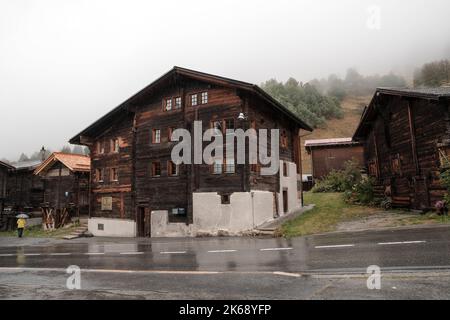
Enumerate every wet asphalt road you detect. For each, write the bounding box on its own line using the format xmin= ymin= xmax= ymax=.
xmin=1 ymin=225 xmax=449 ymax=273
xmin=1 ymin=225 xmax=449 ymax=299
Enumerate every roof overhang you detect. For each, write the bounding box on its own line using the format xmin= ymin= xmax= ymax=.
xmin=353 ymin=87 xmax=450 ymax=141
xmin=70 ymin=66 xmax=312 ymax=145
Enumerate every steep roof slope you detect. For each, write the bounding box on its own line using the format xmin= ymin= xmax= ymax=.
xmin=70 ymin=66 xmax=312 ymax=144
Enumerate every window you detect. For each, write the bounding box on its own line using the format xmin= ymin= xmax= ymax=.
xmin=281 ymin=130 xmax=288 ymax=148
xmin=98 ymin=141 xmax=105 ymax=154
xmin=175 ymin=97 xmax=181 ymax=109
xmin=152 ymin=162 xmax=161 ymax=177
xmin=391 ymin=155 xmax=402 ymax=176
xmin=283 ymin=162 xmax=288 ymax=177
xmin=225 ymin=158 xmax=235 ymax=173
xmin=368 ymin=161 xmax=378 ymax=178
xmin=96 ymin=168 xmax=104 ymax=182
xmin=168 ymin=127 xmax=178 ymax=142
xmin=165 ymin=98 xmax=172 ymax=111
xmin=221 ymin=194 xmax=231 ymax=204
xmin=191 ymin=94 xmax=198 ymax=106
xmin=251 ymin=163 xmax=260 ymax=173
xmin=111 ymin=138 xmax=119 ymax=153
xmin=168 ymin=160 xmax=179 ymax=176
xmin=212 ymin=160 xmax=223 ymax=174
xmin=225 ymin=119 xmax=235 ymax=131
xmin=201 ymin=92 xmax=208 ymax=104
xmin=111 ymin=168 xmax=119 ymax=181
xmin=152 ymin=129 xmax=161 ymax=144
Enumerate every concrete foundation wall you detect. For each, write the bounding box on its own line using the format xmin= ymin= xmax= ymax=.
xmin=151 ymin=210 xmax=193 ymax=237
xmin=151 ymin=190 xmax=275 ymax=237
xmin=88 ymin=217 xmax=136 ymax=237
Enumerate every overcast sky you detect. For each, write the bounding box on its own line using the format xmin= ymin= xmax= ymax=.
xmin=1 ymin=0 xmax=449 ymax=161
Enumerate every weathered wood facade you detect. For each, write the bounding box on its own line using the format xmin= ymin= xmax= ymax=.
xmin=70 ymin=67 xmax=312 ymax=237
xmin=34 ymin=153 xmax=91 ymax=218
xmin=353 ymin=88 xmax=450 ymax=210
xmin=0 ymin=161 xmax=14 ymax=214
xmin=305 ymin=138 xmax=364 ymax=181
xmin=5 ymin=160 xmax=44 ymax=212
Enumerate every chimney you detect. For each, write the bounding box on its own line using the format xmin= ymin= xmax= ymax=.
xmin=40 ymin=146 xmax=46 ymax=162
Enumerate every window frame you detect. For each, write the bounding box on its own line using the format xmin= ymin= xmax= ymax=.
xmin=111 ymin=138 xmax=119 ymax=153
xmin=165 ymin=98 xmax=173 ymax=111
xmin=212 ymin=160 xmax=223 ymax=175
xmin=281 ymin=130 xmax=288 ymax=148
xmin=110 ymin=167 xmax=119 ymax=182
xmin=151 ymin=161 xmax=161 ymax=177
xmin=175 ymin=97 xmax=182 ymax=109
xmin=98 ymin=141 xmax=105 ymax=154
xmin=201 ymin=91 xmax=208 ymax=104
xmin=152 ymin=129 xmax=161 ymax=144
xmin=167 ymin=160 xmax=179 ymax=176
xmin=96 ymin=168 xmax=104 ymax=183
xmin=224 ymin=158 xmax=235 ymax=174
xmin=191 ymin=94 xmax=198 ymax=106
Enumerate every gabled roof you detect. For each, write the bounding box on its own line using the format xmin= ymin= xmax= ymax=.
xmin=0 ymin=160 xmax=14 ymax=170
xmin=34 ymin=153 xmax=90 ymax=176
xmin=69 ymin=66 xmax=312 ymax=144
xmin=353 ymin=87 xmax=450 ymax=140
xmin=305 ymin=137 xmax=360 ymax=150
xmin=12 ymin=159 xmax=43 ymax=171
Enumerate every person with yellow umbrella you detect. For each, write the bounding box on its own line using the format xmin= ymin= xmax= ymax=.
xmin=16 ymin=213 xmax=29 ymax=238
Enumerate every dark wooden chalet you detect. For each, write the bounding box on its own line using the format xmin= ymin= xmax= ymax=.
xmin=0 ymin=161 xmax=14 ymax=215
xmin=353 ymin=87 xmax=450 ymax=210
xmin=305 ymin=138 xmax=364 ymax=181
xmin=6 ymin=159 xmax=44 ymax=213
xmin=70 ymin=66 xmax=312 ymax=237
xmin=34 ymin=153 xmax=90 ymax=222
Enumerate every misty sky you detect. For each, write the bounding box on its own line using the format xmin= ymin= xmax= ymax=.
xmin=1 ymin=0 xmax=449 ymax=161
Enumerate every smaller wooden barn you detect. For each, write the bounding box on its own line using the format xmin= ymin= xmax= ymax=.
xmin=34 ymin=153 xmax=90 ymax=227
xmin=0 ymin=161 xmax=14 ymax=215
xmin=6 ymin=159 xmax=45 ymax=213
xmin=305 ymin=138 xmax=364 ymax=181
xmin=353 ymin=87 xmax=450 ymax=210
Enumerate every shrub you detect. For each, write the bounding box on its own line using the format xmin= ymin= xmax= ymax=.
xmin=311 ymin=159 xmax=375 ymax=205
xmin=343 ymin=176 xmax=376 ymax=205
xmin=440 ymin=165 xmax=450 ymax=204
xmin=311 ymin=159 xmax=362 ymax=193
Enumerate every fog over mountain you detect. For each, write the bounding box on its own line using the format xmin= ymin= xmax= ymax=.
xmin=0 ymin=0 xmax=449 ymax=160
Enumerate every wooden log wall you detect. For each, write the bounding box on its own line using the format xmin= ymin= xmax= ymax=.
xmin=89 ymin=76 xmax=301 ymax=224
xmin=363 ymin=95 xmax=448 ymax=209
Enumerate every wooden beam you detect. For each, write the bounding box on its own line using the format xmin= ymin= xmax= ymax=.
xmin=407 ymin=100 xmax=420 ymax=174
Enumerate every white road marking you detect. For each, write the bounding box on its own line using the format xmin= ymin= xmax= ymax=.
xmin=84 ymin=252 xmax=105 ymax=255
xmin=0 ymin=267 xmax=222 ymax=275
xmin=378 ymin=241 xmax=426 ymax=245
xmin=207 ymin=249 xmax=237 ymax=253
xmin=0 ymin=254 xmax=14 ymax=257
xmin=119 ymin=252 xmax=144 ymax=255
xmin=273 ymin=271 xmax=301 ymax=278
xmin=315 ymin=244 xmax=355 ymax=249
xmin=23 ymin=253 xmax=41 ymax=256
xmin=160 ymin=251 xmax=187 ymax=254
xmin=260 ymin=247 xmax=293 ymax=251
xmin=49 ymin=253 xmax=72 ymax=256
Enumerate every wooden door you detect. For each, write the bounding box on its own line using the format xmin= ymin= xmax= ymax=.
xmin=144 ymin=208 xmax=151 ymax=237
xmin=413 ymin=177 xmax=430 ymax=210
xmin=283 ymin=189 xmax=288 ymax=214
xmin=136 ymin=207 xmax=145 ymax=237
